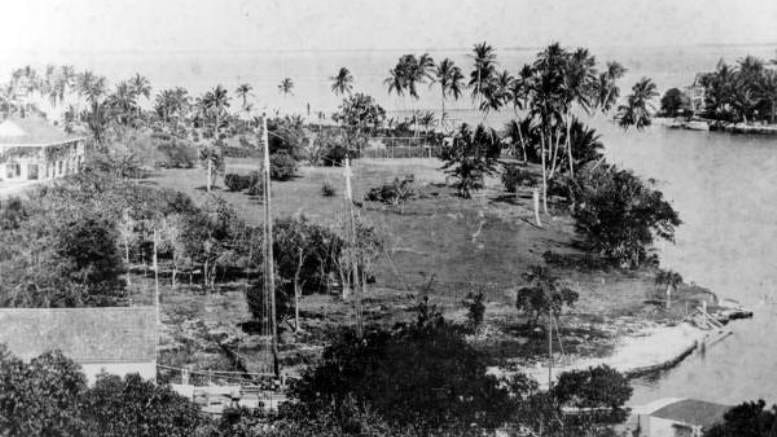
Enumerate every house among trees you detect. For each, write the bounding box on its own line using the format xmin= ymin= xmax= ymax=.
xmin=0 ymin=306 xmax=157 ymax=384
xmin=0 ymin=117 xmax=85 ymax=182
xmin=637 ymin=398 xmax=731 ymax=437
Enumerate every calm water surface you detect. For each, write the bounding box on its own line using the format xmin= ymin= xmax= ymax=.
xmin=600 ymin=122 xmax=777 ymax=406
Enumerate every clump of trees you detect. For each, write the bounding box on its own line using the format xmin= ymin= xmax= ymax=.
xmin=705 ymin=399 xmax=777 ymax=437
xmin=566 ymin=163 xmax=681 ymax=268
xmin=660 ymin=87 xmax=692 ymax=117
xmin=697 ymin=55 xmax=777 ymax=124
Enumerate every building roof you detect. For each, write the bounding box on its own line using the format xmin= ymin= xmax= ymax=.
xmin=651 ymin=399 xmax=731 ymax=429
xmin=0 ymin=306 xmax=156 ymax=364
xmin=0 ymin=117 xmax=83 ymax=146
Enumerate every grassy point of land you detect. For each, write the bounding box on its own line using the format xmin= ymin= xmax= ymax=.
xmin=140 ymin=157 xmax=712 ymax=378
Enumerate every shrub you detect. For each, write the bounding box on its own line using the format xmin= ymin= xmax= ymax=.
xmin=224 ymin=173 xmax=253 ymax=192
xmin=501 ymin=164 xmax=530 ymax=193
xmin=222 ymin=145 xmax=260 ymax=158
xmin=364 ymin=175 xmax=415 ymax=206
xmin=321 ymin=182 xmax=336 ymax=197
xmin=157 ymin=140 xmax=198 ymax=168
xmin=462 ymin=290 xmax=486 ymax=330
xmin=270 ymin=152 xmax=298 ymax=181
xmin=516 ymin=265 xmax=578 ymax=328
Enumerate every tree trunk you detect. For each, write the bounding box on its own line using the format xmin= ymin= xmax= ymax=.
xmin=125 ymin=237 xmax=131 ymax=286
xmin=566 ymin=116 xmax=574 ymax=178
xmin=540 ymin=131 xmax=549 ymax=214
xmin=206 ymin=158 xmax=212 ymax=192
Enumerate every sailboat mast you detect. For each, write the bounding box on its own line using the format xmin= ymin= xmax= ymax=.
xmin=262 ymin=115 xmax=280 ymax=378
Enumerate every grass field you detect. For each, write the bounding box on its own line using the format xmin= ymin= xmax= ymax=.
xmin=138 ymin=157 xmax=711 ymax=377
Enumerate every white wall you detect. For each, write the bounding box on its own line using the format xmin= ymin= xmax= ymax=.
xmin=80 ymin=361 xmax=157 ymax=385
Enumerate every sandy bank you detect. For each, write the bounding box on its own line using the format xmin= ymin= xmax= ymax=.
xmin=502 ymin=321 xmax=720 ymax=391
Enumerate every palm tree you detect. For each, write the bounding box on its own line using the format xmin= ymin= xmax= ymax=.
xmin=431 ymin=58 xmax=464 ymax=128
xmin=202 ymin=84 xmax=230 ymax=135
xmin=595 ymin=62 xmax=626 ymax=112
xmin=617 ymin=78 xmax=659 ymax=130
xmin=479 ymin=70 xmax=513 ymax=123
xmin=469 ymin=42 xmax=498 ymax=109
xmin=278 ymin=78 xmax=294 ymax=97
xmin=76 ymin=71 xmax=106 ymax=104
xmin=560 ymin=48 xmax=597 ymax=177
xmin=508 ymin=65 xmax=534 ymax=162
xmin=129 ymin=73 xmax=151 ymax=100
xmin=330 ymin=67 xmax=354 ymax=96
xmin=758 ymin=70 xmax=777 ymax=123
xmin=107 ymin=81 xmax=138 ymax=126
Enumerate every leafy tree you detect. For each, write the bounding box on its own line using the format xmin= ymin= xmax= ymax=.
xmin=440 ymin=123 xmax=501 ymax=198
xmin=270 ymin=152 xmax=298 ymax=181
xmin=0 ymin=347 xmax=87 ymax=436
xmin=82 ymin=373 xmax=206 ymax=436
xmin=55 ymin=213 xmax=125 ymax=302
xmin=569 ymin=163 xmax=681 ymax=267
xmin=247 ymin=216 xmax=345 ymax=329
xmin=660 ymin=87 xmax=690 ymax=117
xmin=705 ymin=400 xmax=777 ymax=437
xmin=516 ymin=265 xmax=578 ymax=328
xmin=461 ymin=290 xmax=486 ymax=330
xmin=552 ymin=365 xmax=633 ymax=425
xmin=332 ymin=92 xmax=386 ymax=153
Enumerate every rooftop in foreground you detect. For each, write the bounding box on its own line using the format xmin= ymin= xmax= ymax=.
xmin=0 ymin=117 xmax=84 ymax=146
xmin=0 ymin=306 xmax=156 ymax=363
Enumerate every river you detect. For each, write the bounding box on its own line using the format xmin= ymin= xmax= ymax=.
xmin=599 ymin=121 xmax=777 ymax=406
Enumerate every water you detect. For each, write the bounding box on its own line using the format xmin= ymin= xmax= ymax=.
xmin=8 ymin=43 xmax=777 ymax=405
xmin=600 ymin=121 xmax=777 ymax=406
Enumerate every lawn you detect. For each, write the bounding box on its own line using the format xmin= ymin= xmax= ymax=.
xmin=138 ymin=157 xmax=710 ymax=377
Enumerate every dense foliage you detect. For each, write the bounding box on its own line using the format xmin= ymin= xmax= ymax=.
xmin=567 ymin=163 xmax=681 ymax=267
xmin=705 ymin=400 xmax=777 ymax=437
xmin=364 ymin=174 xmax=416 ymax=207
xmin=0 ymin=346 xmax=205 ymax=436
xmin=660 ymin=87 xmax=691 ymax=117
xmin=698 ymin=55 xmax=777 ymax=124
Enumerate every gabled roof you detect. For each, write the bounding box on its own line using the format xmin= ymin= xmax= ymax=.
xmin=0 ymin=117 xmax=83 ymax=146
xmin=0 ymin=306 xmax=156 ymax=363
xmin=651 ymin=399 xmax=731 ymax=429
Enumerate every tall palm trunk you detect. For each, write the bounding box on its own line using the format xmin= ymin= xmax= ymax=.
xmin=540 ymin=130 xmax=549 ymax=214
xmin=566 ymin=116 xmax=574 ymax=178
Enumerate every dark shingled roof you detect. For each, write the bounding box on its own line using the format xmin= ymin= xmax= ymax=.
xmin=651 ymin=399 xmax=731 ymax=429
xmin=0 ymin=117 xmax=83 ymax=146
xmin=0 ymin=307 xmax=156 ymax=363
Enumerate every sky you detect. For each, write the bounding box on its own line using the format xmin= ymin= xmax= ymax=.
xmin=1 ymin=0 xmax=776 ymax=56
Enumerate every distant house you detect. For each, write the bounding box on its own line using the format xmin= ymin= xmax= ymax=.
xmin=0 ymin=306 xmax=157 ymax=384
xmin=637 ymin=398 xmax=731 ymax=437
xmin=0 ymin=117 xmax=86 ymax=182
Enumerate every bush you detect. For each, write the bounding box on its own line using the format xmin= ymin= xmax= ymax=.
xmin=157 ymin=140 xmax=198 ymax=168
xmin=321 ymin=182 xmax=336 ymax=197
xmin=246 ymin=172 xmax=264 ymax=196
xmin=223 ymin=145 xmax=260 ymax=158
xmin=364 ymin=175 xmax=415 ymax=206
xmin=462 ymin=290 xmax=485 ymax=330
xmin=224 ymin=173 xmax=254 ymax=192
xmin=501 ymin=164 xmax=531 ymax=193
xmin=270 ymin=153 xmax=298 ymax=181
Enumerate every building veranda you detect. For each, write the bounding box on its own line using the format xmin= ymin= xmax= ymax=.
xmin=0 ymin=117 xmax=85 ymax=182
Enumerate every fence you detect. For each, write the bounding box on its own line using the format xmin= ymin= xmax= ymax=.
xmin=362 ymin=136 xmax=446 ymax=159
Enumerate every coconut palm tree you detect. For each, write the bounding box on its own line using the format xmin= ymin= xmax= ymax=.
xmin=478 ymin=70 xmax=513 ymax=123
xmin=560 ymin=48 xmax=598 ymax=177
xmin=508 ymin=65 xmax=534 ymax=162
xmin=330 ymin=67 xmax=354 ymax=96
xmin=77 ymin=70 xmax=106 ymax=104
xmin=617 ymin=77 xmax=659 ymax=130
xmin=431 ymin=58 xmax=464 ymax=128
xmin=595 ymin=61 xmax=626 ymax=113
xmin=202 ymin=84 xmax=230 ymax=135
xmin=278 ymin=78 xmax=294 ymax=97
xmin=469 ymin=42 xmax=498 ymax=109
xmin=107 ymin=81 xmax=138 ymax=126
xmin=235 ymin=83 xmax=254 ymax=114
xmin=129 ymin=73 xmax=151 ymax=100
xmin=758 ymin=69 xmax=777 ymax=123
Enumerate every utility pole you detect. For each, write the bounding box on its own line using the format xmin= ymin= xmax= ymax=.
xmin=153 ymin=226 xmax=160 ymax=384
xmin=261 ymin=115 xmax=280 ymax=378
xmin=548 ymin=310 xmax=553 ymax=390
xmin=344 ymin=157 xmax=363 ymax=339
